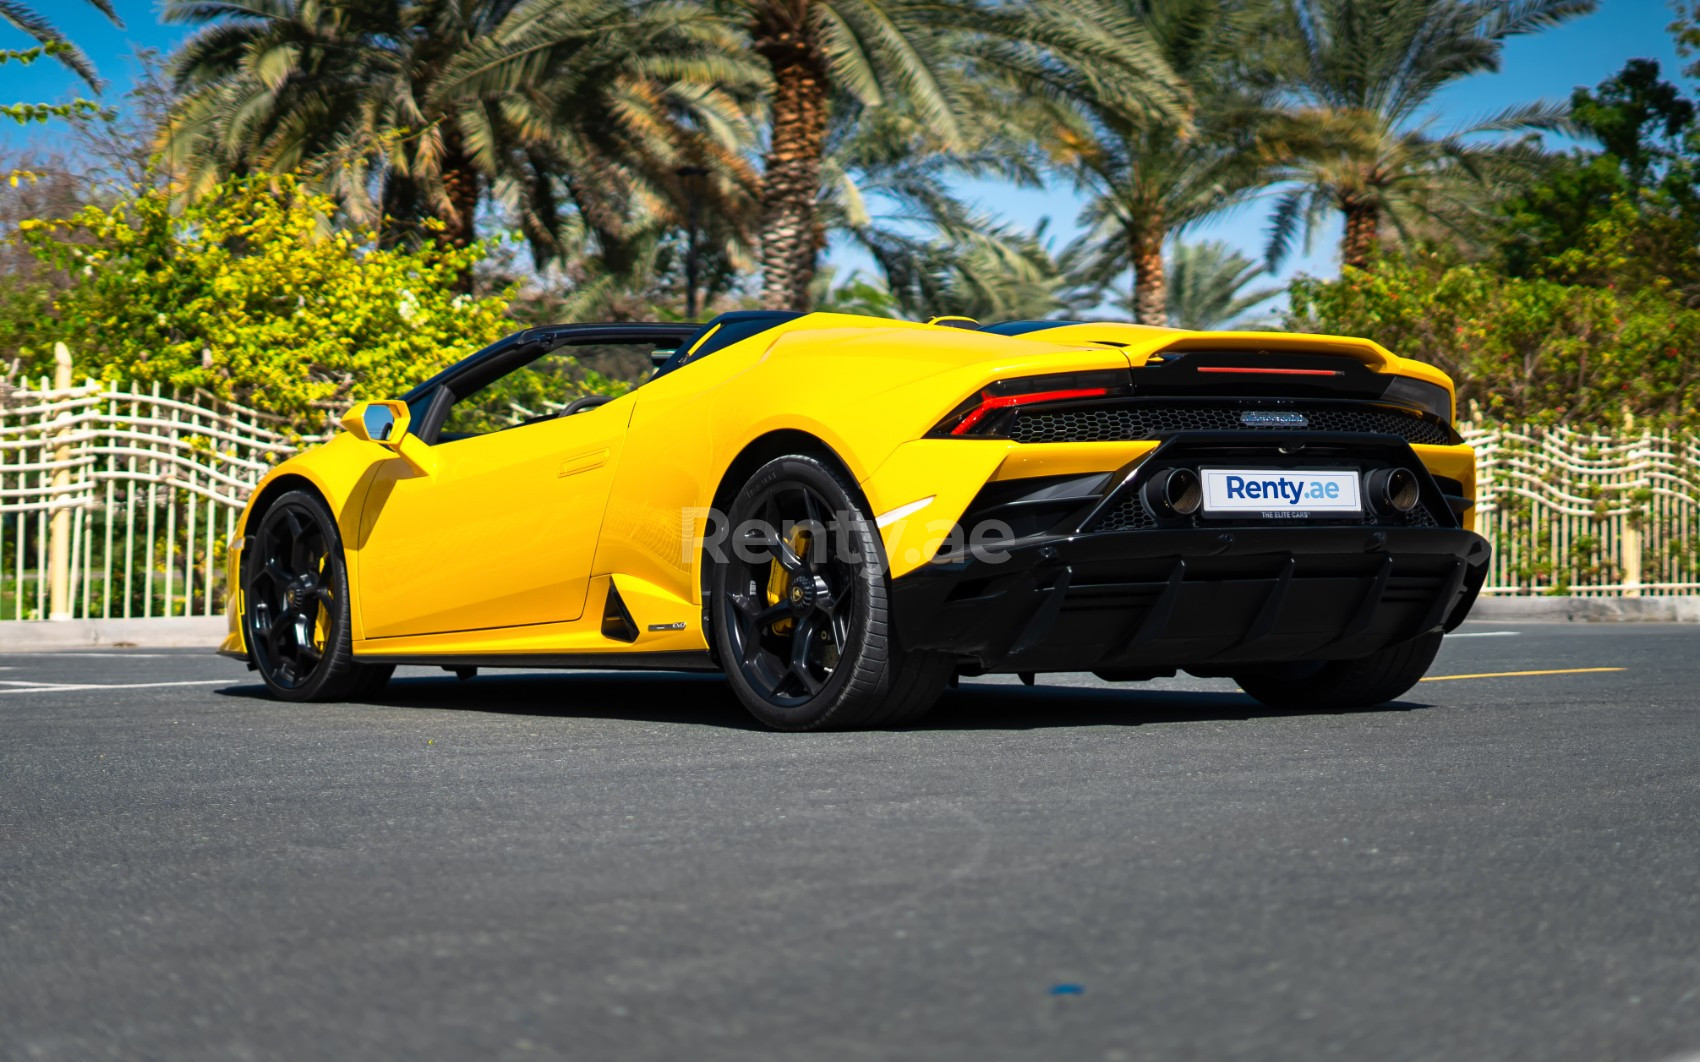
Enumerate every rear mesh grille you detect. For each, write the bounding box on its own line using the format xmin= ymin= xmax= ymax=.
xmin=1089 ymin=494 xmax=1159 ymax=533
xmin=1009 ymin=402 xmax=1452 ymax=446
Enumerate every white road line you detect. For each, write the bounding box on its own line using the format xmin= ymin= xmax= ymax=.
xmin=0 ymin=652 xmax=199 ymax=659
xmin=1448 ymin=631 xmax=1521 ymax=638
xmin=0 ymin=680 xmax=82 ymax=687
xmin=0 ymin=679 xmax=229 ymax=695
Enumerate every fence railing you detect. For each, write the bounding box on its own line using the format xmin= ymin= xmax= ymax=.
xmin=4 ymin=361 xmax=1699 ymax=622
xmin=1465 ymin=424 xmax=1700 ymax=596
xmin=1 ymin=348 xmax=304 ymax=622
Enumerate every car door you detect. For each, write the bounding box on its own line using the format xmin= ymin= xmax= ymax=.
xmin=354 ymin=335 xmax=678 ymax=639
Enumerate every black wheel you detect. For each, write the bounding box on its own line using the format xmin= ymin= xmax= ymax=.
xmin=1232 ymin=632 xmax=1443 ymax=711
xmin=242 ymin=490 xmax=394 ymax=702
xmin=709 ymin=454 xmax=953 ymax=731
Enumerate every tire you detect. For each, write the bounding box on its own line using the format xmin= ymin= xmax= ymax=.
xmin=1232 ymin=632 xmax=1443 ymax=712
xmin=242 ymin=489 xmax=394 ymax=702
xmin=709 ymin=454 xmax=952 ymax=731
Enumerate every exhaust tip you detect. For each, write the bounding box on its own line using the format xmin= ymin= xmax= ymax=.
xmin=1142 ymin=468 xmax=1202 ymax=518
xmin=1369 ymin=467 xmax=1420 ymax=514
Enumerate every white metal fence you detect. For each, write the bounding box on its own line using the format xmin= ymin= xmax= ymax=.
xmin=1 ymin=351 xmax=304 ymax=622
xmin=1465 ymin=424 xmax=1700 ymax=596
xmin=3 ymin=364 xmax=1698 ymax=622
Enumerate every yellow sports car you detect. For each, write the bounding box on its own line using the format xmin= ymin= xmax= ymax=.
xmin=221 ymin=311 xmax=1490 ymax=729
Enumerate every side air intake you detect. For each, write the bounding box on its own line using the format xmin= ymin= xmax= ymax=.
xmin=601 ymin=582 xmax=639 ymax=643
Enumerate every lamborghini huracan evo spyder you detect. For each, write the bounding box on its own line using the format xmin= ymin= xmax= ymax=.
xmin=220 ymin=311 xmax=1491 ymax=730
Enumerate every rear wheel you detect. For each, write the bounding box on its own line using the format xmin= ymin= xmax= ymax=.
xmin=243 ymin=490 xmax=394 ymax=702
xmin=709 ymin=455 xmax=952 ymax=731
xmin=1232 ymin=632 xmax=1442 ymax=711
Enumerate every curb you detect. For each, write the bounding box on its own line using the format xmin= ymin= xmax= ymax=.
xmin=0 ymin=617 xmax=228 ymax=651
xmin=1470 ymin=595 xmax=1700 ymax=623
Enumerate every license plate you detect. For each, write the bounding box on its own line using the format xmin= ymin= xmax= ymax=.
xmin=1200 ymin=468 xmax=1362 ymax=517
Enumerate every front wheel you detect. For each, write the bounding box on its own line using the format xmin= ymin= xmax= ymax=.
xmin=1232 ymin=632 xmax=1443 ymax=711
xmin=709 ymin=455 xmax=952 ymax=731
xmin=243 ymin=489 xmax=394 ymax=702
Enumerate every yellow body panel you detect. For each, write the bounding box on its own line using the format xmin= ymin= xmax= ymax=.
xmin=356 ymin=393 xmax=634 ymax=637
xmin=223 ymin=312 xmax=1478 ymax=663
xmin=1412 ymin=443 xmax=1478 ymax=533
xmin=990 ymin=441 xmax=1162 ymax=482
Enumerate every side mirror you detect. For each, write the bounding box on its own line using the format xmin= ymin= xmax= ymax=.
xmin=341 ymin=400 xmax=411 ymax=452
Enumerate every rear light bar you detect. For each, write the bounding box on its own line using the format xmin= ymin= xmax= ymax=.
xmin=933 ymin=370 xmax=1129 ymax=437
xmin=1195 ymin=366 xmax=1344 ymax=377
xmin=950 ymin=386 xmax=1109 ymax=435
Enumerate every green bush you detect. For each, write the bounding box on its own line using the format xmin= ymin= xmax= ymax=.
xmin=1287 ymin=223 xmax=1700 ymax=427
xmin=8 ymin=175 xmax=516 ymax=424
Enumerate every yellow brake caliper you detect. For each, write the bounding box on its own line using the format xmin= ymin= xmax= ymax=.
xmin=312 ymin=553 xmax=331 ymax=652
xmin=764 ymin=526 xmax=812 ymax=635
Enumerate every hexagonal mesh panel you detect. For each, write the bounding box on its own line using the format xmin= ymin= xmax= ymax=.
xmin=1087 ymin=494 xmax=1159 ymax=533
xmin=1009 ymin=403 xmax=1452 ymax=446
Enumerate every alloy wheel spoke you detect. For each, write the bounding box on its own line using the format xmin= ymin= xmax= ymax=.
xmin=745 ymin=529 xmax=808 ymax=576
xmin=264 ymin=618 xmax=286 ymax=659
xmin=739 ymin=626 xmax=764 ymax=666
xmin=828 ymin=608 xmax=849 ymax=653
xmin=291 ymin=528 xmax=320 ymax=579
xmin=732 ymin=593 xmax=788 ymax=632
xmin=801 ymin=488 xmax=824 ymax=528
xmin=264 ymin=557 xmax=292 ymax=586
xmin=790 ymin=661 xmax=823 ymax=697
xmin=775 ymin=539 xmax=808 ymax=576
xmin=789 ymin=613 xmax=821 ymax=692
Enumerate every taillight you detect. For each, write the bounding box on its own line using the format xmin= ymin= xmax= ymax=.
xmin=1381 ymin=374 xmax=1454 ymax=423
xmin=932 ymin=370 xmax=1130 ymax=437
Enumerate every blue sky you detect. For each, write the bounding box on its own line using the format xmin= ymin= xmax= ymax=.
xmin=3 ymin=0 xmax=1690 ymax=308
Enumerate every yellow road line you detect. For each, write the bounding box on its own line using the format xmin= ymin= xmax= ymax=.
xmin=1419 ymin=667 xmax=1625 ymax=683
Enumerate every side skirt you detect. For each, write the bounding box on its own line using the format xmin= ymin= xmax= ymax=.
xmin=353 ymin=650 xmax=720 ymax=673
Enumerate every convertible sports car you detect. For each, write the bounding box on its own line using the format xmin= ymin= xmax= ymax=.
xmin=221 ymin=311 xmax=1490 ymax=730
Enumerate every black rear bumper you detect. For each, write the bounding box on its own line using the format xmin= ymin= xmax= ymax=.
xmin=889 ymin=525 xmax=1491 ymax=675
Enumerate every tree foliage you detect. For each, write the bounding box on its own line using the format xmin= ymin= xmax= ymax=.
xmin=1287 ymin=234 xmax=1700 ymax=427
xmin=1166 ymin=239 xmax=1282 ymax=329
xmin=1498 ymin=58 xmax=1700 ymax=303
xmin=1026 ymin=0 xmax=1272 ymax=323
xmin=9 ymin=176 xmax=514 ymax=423
xmin=1259 ymin=0 xmax=1593 ymax=271
xmin=1 ymin=0 xmax=119 ymax=91
xmin=162 ymin=0 xmax=761 ymax=273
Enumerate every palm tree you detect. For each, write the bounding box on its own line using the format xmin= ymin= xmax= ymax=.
xmin=1166 ymin=239 xmax=1282 ymax=328
xmin=1260 ymin=0 xmax=1595 ymax=271
xmin=817 ymin=95 xmax=1076 ymax=317
xmin=715 ymin=0 xmax=974 ymax=311
xmin=1002 ymin=0 xmax=1272 ymax=324
xmin=163 ymin=0 xmax=759 ymax=274
xmin=2 ymin=0 xmax=120 ymax=91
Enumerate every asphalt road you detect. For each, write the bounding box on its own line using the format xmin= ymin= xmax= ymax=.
xmin=2 ymin=623 xmax=1698 ymax=1061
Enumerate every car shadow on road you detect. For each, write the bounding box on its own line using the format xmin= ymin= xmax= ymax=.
xmin=215 ymin=670 xmax=1433 ymax=731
